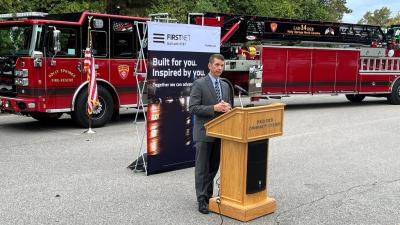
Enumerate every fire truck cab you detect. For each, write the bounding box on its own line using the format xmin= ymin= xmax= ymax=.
xmin=191 ymin=13 xmax=400 ymax=105
xmin=0 ymin=11 xmax=147 ymax=127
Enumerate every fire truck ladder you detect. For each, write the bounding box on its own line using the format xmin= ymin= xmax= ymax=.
xmin=360 ymin=57 xmax=400 ymax=74
xmin=132 ymin=20 xmax=148 ymax=174
xmin=149 ymin=13 xmax=178 ymax=23
xmin=187 ymin=13 xmax=205 ymax=25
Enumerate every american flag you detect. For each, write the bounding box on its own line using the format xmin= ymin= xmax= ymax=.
xmin=84 ymin=48 xmax=99 ymax=115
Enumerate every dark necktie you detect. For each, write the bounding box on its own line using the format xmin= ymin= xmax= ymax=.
xmin=214 ymin=79 xmax=221 ymax=102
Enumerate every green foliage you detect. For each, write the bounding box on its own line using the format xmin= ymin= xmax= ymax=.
xmin=0 ymin=0 xmax=105 ymax=14
xmin=357 ymin=6 xmax=400 ymax=27
xmin=358 ymin=7 xmax=392 ymax=26
xmin=0 ymin=0 xmax=355 ymax=24
xmin=147 ymin=0 xmax=351 ymax=22
xmin=1 ymin=0 xmax=352 ymax=23
xmin=388 ymin=13 xmax=400 ymax=26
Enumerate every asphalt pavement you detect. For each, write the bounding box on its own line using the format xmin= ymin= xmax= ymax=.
xmin=0 ymin=95 xmax=399 ymax=225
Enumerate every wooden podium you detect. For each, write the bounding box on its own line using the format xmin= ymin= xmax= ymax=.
xmin=204 ymin=103 xmax=285 ymax=222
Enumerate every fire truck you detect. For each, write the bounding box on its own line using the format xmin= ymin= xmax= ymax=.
xmin=190 ymin=13 xmax=400 ymax=105
xmin=0 ymin=11 xmax=148 ymax=127
xmin=2 ymin=11 xmax=400 ymax=128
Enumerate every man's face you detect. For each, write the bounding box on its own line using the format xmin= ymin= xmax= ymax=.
xmin=208 ymin=58 xmax=224 ymax=77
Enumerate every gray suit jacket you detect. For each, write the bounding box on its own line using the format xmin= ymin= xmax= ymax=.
xmin=189 ymin=75 xmax=231 ymax=142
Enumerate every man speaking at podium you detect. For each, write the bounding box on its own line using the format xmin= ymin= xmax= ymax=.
xmin=189 ymin=54 xmax=232 ymax=214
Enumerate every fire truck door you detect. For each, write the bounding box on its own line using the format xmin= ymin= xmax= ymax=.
xmin=89 ymin=30 xmax=110 ymax=86
xmin=312 ymin=49 xmax=336 ymax=93
xmin=335 ymin=50 xmax=358 ymax=92
xmin=262 ymin=47 xmax=288 ymax=94
xmin=286 ymin=48 xmax=312 ymax=93
xmin=77 ymin=19 xmax=111 ymax=101
xmin=110 ymin=58 xmax=136 ymax=105
xmin=262 ymin=47 xmax=312 ymax=94
xmin=45 ymin=58 xmax=83 ymax=110
xmin=44 ymin=27 xmax=83 ymax=110
xmin=109 ymin=24 xmax=138 ymax=105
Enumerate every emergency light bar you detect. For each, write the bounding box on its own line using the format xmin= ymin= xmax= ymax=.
xmin=0 ymin=12 xmax=48 ymax=19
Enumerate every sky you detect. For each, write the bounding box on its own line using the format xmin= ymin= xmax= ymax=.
xmin=342 ymin=0 xmax=400 ymax=23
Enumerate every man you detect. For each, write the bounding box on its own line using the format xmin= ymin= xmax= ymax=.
xmin=189 ymin=54 xmax=232 ymax=214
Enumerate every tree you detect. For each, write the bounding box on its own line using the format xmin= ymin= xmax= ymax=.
xmin=106 ymin=0 xmax=155 ymax=16
xmin=322 ymin=0 xmax=352 ymax=21
xmin=146 ymin=0 xmax=226 ymax=22
xmin=358 ymin=7 xmax=392 ymax=26
xmin=254 ymin=0 xmax=352 ymax=22
xmin=388 ymin=13 xmax=400 ymax=26
xmin=0 ymin=0 xmax=105 ymax=14
xmin=146 ymin=0 xmax=351 ymax=22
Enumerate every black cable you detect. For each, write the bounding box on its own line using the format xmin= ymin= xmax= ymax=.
xmin=216 ymin=176 xmax=224 ymax=225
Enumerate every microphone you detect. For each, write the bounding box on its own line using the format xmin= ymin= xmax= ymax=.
xmin=234 ymin=85 xmax=248 ymax=95
xmin=234 ymin=85 xmax=248 ymax=108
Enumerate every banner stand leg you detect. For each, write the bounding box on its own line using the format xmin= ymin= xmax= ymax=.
xmin=128 ymin=21 xmax=148 ymax=175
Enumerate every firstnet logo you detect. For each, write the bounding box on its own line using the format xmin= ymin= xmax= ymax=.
xmin=153 ymin=33 xmax=165 ymax=44
xmin=166 ymin=34 xmax=191 ymax=41
xmin=152 ymin=33 xmax=191 ymax=46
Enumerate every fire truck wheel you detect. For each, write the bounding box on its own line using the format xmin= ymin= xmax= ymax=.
xmin=345 ymin=94 xmax=365 ymax=103
xmin=387 ymin=80 xmax=400 ymax=105
xmin=72 ymin=86 xmax=114 ymax=128
xmin=31 ymin=112 xmax=63 ymax=122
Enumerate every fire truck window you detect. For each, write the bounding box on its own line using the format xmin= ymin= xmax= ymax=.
xmin=60 ymin=29 xmax=77 ymax=56
xmin=34 ymin=26 xmax=43 ymax=52
xmin=47 ymin=28 xmax=77 ymax=57
xmin=113 ymin=32 xmax=134 ymax=58
xmin=91 ymin=31 xmax=107 ymax=57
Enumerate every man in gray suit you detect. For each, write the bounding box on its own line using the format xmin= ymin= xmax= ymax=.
xmin=189 ymin=53 xmax=232 ymax=214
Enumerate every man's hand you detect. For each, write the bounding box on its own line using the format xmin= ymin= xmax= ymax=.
xmin=214 ymin=101 xmax=232 ymax=113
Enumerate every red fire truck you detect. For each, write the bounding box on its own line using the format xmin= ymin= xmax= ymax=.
xmin=2 ymin=11 xmax=400 ymax=128
xmin=190 ymin=13 xmax=400 ymax=105
xmin=0 ymin=11 xmax=148 ymax=127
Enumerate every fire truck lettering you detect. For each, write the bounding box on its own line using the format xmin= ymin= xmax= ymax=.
xmin=51 ymin=78 xmax=73 ymax=83
xmin=48 ymin=70 xmax=59 ymax=78
xmin=60 ymin=78 xmax=73 ymax=82
xmin=60 ymin=69 xmax=76 ymax=78
xmin=48 ymin=69 xmax=75 ymax=79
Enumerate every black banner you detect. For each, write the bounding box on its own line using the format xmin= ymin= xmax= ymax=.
xmin=146 ymin=51 xmax=211 ymax=174
xmin=144 ymin=22 xmax=220 ymax=175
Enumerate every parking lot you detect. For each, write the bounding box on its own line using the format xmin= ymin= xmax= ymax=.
xmin=0 ymin=95 xmax=399 ymax=225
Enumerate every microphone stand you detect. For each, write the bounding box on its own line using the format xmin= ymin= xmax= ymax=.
xmin=234 ymin=84 xmax=247 ymax=108
xmin=238 ymin=90 xmax=243 ymax=108
xmin=220 ymin=78 xmax=234 ymax=106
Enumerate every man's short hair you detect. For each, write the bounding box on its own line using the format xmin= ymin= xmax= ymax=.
xmin=209 ymin=53 xmax=225 ymax=64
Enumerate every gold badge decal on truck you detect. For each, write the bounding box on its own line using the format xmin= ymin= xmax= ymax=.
xmin=118 ymin=65 xmax=129 ymax=80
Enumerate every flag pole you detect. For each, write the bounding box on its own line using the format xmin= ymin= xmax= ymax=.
xmin=85 ymin=16 xmax=95 ymax=134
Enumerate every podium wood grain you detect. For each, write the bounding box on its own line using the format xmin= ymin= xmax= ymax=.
xmin=204 ymin=103 xmax=284 ymax=222
xmin=205 ymin=103 xmax=284 ymax=143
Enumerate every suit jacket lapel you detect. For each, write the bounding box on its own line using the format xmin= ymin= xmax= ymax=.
xmin=221 ymin=82 xmax=229 ymax=103
xmin=206 ymin=76 xmax=218 ymax=102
